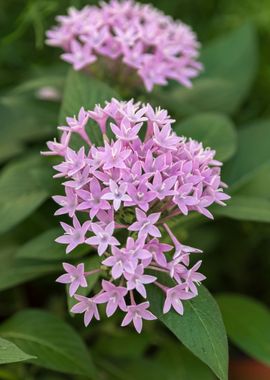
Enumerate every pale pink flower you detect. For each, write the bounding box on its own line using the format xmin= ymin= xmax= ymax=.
xmin=46 ymin=0 xmax=202 ymax=92
xmin=71 ymin=295 xmax=100 ymax=326
xmin=101 ymin=140 xmax=131 ymax=170
xmin=55 ymin=216 xmax=90 ymax=253
xmin=77 ymin=177 xmax=110 ymax=218
xmin=44 ymin=99 xmax=230 ymax=333
xmin=86 ymin=221 xmax=119 ymax=255
xmin=163 ymin=285 xmax=195 ymax=315
xmin=56 ymin=263 xmax=87 ymax=296
xmin=41 ymin=131 xmax=71 ymax=156
xmin=124 ymin=264 xmax=156 ymax=298
xmin=61 ymin=40 xmax=96 ymax=70
xmin=121 ymin=302 xmax=156 ymax=333
xmin=129 ymin=208 xmax=161 ymax=239
xmin=53 ymin=187 xmax=78 ymax=217
xmin=95 ymin=280 xmax=128 ymax=316
xmin=102 ymin=246 xmax=137 ymax=279
xmin=101 ymin=180 xmax=131 ymax=211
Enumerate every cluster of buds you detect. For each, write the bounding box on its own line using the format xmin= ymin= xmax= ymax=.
xmin=42 ymin=99 xmax=229 ymax=333
xmin=46 ymin=0 xmax=202 ymax=91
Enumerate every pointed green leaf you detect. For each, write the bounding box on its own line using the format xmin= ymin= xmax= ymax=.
xmin=16 ymin=227 xmax=90 ymax=261
xmin=0 ymin=337 xmax=36 ymax=365
xmin=0 ymin=244 xmax=60 ymax=292
xmin=216 ymin=294 xmax=270 ymax=366
xmin=201 ymin=23 xmax=258 ymax=95
xmin=0 ymin=309 xmax=96 ymax=377
xmin=214 ymin=195 xmax=270 ymax=222
xmin=157 ymin=23 xmax=258 ymax=116
xmin=223 ymin=120 xmax=270 ymax=190
xmin=175 ymin=113 xmax=237 ymax=161
xmin=0 ymin=155 xmax=54 ymax=235
xmin=148 ymin=285 xmax=228 ymax=380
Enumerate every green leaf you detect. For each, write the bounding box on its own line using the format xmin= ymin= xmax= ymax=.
xmin=16 ymin=227 xmax=90 ymax=261
xmin=0 ymin=337 xmax=35 ymax=364
xmin=0 ymin=155 xmax=53 ymax=234
xmin=237 ymin=165 xmax=270 ymax=199
xmin=132 ymin=344 xmax=216 ymax=380
xmin=0 ymin=244 xmax=60 ymax=292
xmin=222 ymin=120 xmax=270 ymax=190
xmin=0 ymin=309 xmax=96 ymax=377
xmin=174 ymin=113 xmax=237 ymax=161
xmin=156 ymin=23 xmax=257 ymax=116
xmin=155 ymin=78 xmax=238 ymax=117
xmin=148 ymin=285 xmax=228 ymax=380
xmin=200 ymin=23 xmax=258 ymax=99
xmin=59 ymin=69 xmax=119 ymax=146
xmin=216 ymin=294 xmax=270 ymax=366
xmin=214 ymin=195 xmax=270 ymax=222
xmin=0 ymin=95 xmax=59 ymax=162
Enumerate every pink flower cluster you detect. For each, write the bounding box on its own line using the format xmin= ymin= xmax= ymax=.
xmin=46 ymin=0 xmax=202 ymax=91
xmin=42 ymin=99 xmax=229 ymax=333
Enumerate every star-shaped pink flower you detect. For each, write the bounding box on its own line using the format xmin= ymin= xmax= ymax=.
xmin=71 ymin=295 xmax=100 ymax=326
xmin=124 ymin=264 xmax=156 ymax=298
xmin=94 ymin=280 xmax=128 ymax=317
xmin=86 ymin=221 xmax=119 ymax=255
xmin=101 ymin=180 xmax=131 ymax=211
xmin=129 ymin=208 xmax=161 ymax=239
xmin=121 ymin=302 xmax=156 ymax=333
xmin=55 ymin=216 xmax=90 ymax=253
xmin=163 ymin=285 xmax=195 ymax=315
xmin=56 ymin=262 xmax=87 ymax=296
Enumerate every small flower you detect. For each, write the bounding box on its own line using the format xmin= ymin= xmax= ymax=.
xmin=129 ymin=208 xmax=161 ymax=239
xmin=53 ymin=147 xmax=86 ymax=178
xmin=63 ymin=165 xmax=91 ymax=190
xmin=146 ymin=238 xmax=172 ymax=267
xmin=110 ymin=117 xmax=142 ymax=141
xmin=182 ymin=260 xmax=206 ymax=295
xmin=71 ymin=295 xmax=100 ymax=326
xmin=52 ymin=187 xmax=78 ymax=217
xmin=95 ymin=280 xmax=128 ymax=316
xmin=124 ymin=265 xmax=156 ymax=298
xmin=147 ymin=172 xmax=177 ymax=200
xmin=56 ymin=263 xmax=87 ymax=296
xmin=163 ymin=285 xmax=195 ymax=315
xmin=61 ymin=40 xmax=96 ymax=70
xmin=173 ymin=182 xmax=197 ymax=215
xmin=101 ymin=180 xmax=131 ymax=211
xmin=59 ymin=107 xmax=91 ymax=144
xmin=102 ymin=246 xmax=136 ymax=279
xmin=55 ymin=216 xmax=90 ymax=253
xmin=121 ymin=302 xmax=156 ymax=333
xmin=142 ymin=150 xmax=167 ymax=175
xmin=41 ymin=131 xmax=71 ymax=156
xmin=124 ymin=237 xmax=152 ymax=261
xmin=164 ymin=223 xmax=202 ymax=263
xmin=101 ymin=140 xmax=131 ymax=170
xmin=77 ymin=177 xmax=110 ymax=218
xmin=88 ymin=104 xmax=108 ymax=134
xmin=126 ymin=181 xmax=155 ymax=211
xmin=86 ymin=221 xmax=119 ymax=255
xmin=153 ymin=123 xmax=181 ymax=151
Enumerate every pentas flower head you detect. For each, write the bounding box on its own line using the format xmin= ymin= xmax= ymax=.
xmin=46 ymin=0 xmax=202 ymax=92
xmin=43 ymin=99 xmax=230 ymax=333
